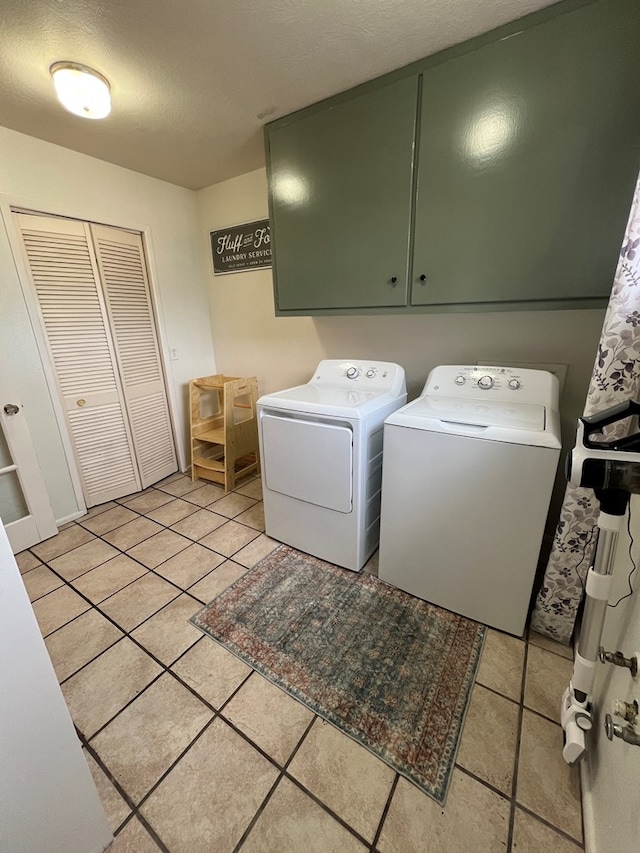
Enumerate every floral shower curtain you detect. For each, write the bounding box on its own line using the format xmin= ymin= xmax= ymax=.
xmin=531 ymin=171 xmax=640 ymax=644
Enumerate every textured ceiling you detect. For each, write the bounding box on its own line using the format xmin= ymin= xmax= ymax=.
xmin=0 ymin=0 xmax=561 ymax=190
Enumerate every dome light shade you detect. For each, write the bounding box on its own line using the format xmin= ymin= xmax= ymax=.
xmin=50 ymin=62 xmax=111 ymax=119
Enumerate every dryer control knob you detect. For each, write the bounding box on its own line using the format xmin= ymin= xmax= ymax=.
xmin=346 ymin=366 xmax=360 ymax=380
xmin=508 ymin=379 xmax=521 ymax=390
xmin=366 ymin=369 xmax=377 ymax=379
xmin=478 ymin=375 xmax=494 ymax=390
xmin=455 ymin=375 xmax=465 ymax=385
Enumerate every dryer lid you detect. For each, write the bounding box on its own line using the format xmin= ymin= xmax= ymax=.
xmin=258 ymin=384 xmax=400 ymax=419
xmin=392 ymin=395 xmax=546 ymax=431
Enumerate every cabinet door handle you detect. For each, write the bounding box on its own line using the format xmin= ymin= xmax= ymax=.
xmin=419 ymin=274 xmax=427 ymax=283
xmin=390 ymin=276 xmax=398 ymax=285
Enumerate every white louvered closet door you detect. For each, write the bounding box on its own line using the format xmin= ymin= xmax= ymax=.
xmin=16 ymin=214 xmax=141 ymax=506
xmin=90 ymin=224 xmax=177 ymax=488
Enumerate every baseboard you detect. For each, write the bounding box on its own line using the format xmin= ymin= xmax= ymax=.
xmin=580 ymin=759 xmax=596 ymax=853
xmin=55 ymin=510 xmax=85 ymax=526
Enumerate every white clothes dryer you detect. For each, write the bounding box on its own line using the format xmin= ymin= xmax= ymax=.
xmin=378 ymin=365 xmax=561 ymax=635
xmin=257 ymin=360 xmax=406 ymax=571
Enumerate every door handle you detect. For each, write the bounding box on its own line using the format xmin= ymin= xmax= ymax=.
xmin=3 ymin=403 xmax=19 ymax=415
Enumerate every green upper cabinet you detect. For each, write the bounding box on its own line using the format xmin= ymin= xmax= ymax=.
xmin=267 ymin=76 xmax=418 ymax=311
xmin=266 ymin=0 xmax=640 ymax=315
xmin=411 ymin=0 xmax=640 ymax=308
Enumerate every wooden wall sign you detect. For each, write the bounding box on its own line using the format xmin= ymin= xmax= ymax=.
xmin=210 ymin=219 xmax=271 ymax=274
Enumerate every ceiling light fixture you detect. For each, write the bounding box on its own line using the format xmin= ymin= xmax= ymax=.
xmin=50 ymin=62 xmax=111 ymax=119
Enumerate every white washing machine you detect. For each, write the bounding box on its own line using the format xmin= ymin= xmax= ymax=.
xmin=257 ymin=360 xmax=406 ymax=571
xmin=378 ymin=365 xmax=561 ymax=635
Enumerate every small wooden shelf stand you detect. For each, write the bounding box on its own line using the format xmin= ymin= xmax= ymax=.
xmin=189 ymin=374 xmax=260 ymax=492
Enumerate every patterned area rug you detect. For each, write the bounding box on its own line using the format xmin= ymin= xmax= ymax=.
xmin=191 ymin=546 xmax=485 ymax=804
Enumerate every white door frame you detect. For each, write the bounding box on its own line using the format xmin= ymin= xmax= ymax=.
xmin=0 ymin=197 xmax=184 ymax=520
xmin=0 ymin=401 xmax=57 ymax=552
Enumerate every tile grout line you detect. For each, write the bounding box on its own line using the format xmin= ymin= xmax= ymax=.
xmin=370 ymin=773 xmax=399 ymax=851
xmin=506 ymin=636 xmax=529 ymax=852
xmin=232 ymin=713 xmax=318 ymax=853
xmin=515 ymin=802 xmax=585 ymax=849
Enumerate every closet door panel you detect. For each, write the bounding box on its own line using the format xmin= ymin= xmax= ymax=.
xmin=15 ymin=214 xmax=141 ymax=506
xmin=91 ymin=225 xmax=177 ymax=488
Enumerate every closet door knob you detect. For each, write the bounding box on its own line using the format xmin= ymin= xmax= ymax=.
xmin=419 ymin=274 xmax=427 ymax=282
xmin=77 ymin=399 xmax=86 ymax=407
xmin=390 ymin=276 xmax=398 ymax=285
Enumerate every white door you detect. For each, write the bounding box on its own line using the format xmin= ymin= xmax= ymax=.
xmin=0 ymin=401 xmax=57 ymax=553
xmin=15 ymin=212 xmax=177 ymax=507
xmin=91 ymin=224 xmax=177 ymax=487
xmin=15 ymin=213 xmax=141 ymax=506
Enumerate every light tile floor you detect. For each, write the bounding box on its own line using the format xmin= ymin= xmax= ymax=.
xmin=17 ymin=472 xmax=584 ymax=852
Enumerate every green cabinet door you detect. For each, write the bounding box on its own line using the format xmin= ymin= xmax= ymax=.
xmin=412 ymin=0 xmax=640 ymax=307
xmin=268 ymin=76 xmax=418 ymax=312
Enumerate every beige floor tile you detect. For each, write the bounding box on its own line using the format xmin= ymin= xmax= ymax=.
xmin=45 ymin=608 xmax=124 ymax=682
xmin=235 ymin=502 xmax=265 ymax=531
xmin=379 ymin=769 xmax=510 ymax=852
xmin=62 ymin=638 xmax=162 ymax=737
xmin=524 ymin=645 xmax=573 ymax=723
xmin=154 ymin=543 xmax=225 ymax=588
xmin=80 ymin=505 xmax=139 ymax=535
xmin=21 ymin=564 xmax=63 ymax=601
xmin=71 ymin=554 xmax=148 ymax=604
xmin=32 ymin=524 xmax=95 ymax=562
xmin=170 ymin=508 xmax=227 ymax=540
xmin=84 ymin=750 xmax=131 ymax=833
xmin=235 ymin=478 xmax=263 ymax=501
xmin=126 ymin=529 xmax=191 ymax=568
xmin=182 ymin=483 xmax=226 ymax=506
xmin=512 ymin=808 xmax=582 ymax=852
xmin=242 ymin=777 xmax=367 ymax=853
xmin=122 ymin=489 xmax=173 ymax=514
xmin=100 ymin=573 xmax=180 ymax=632
xmin=83 ymin=500 xmax=118 ymax=519
xmin=155 ymin=471 xmax=183 ymax=486
xmin=107 ymin=817 xmax=161 ymax=852
xmin=224 ymin=673 xmax=314 ymax=765
xmin=103 ymin=517 xmax=164 ymax=551
xmin=93 ymin=673 xmax=213 ymax=803
xmin=131 ymin=594 xmax=202 ymax=665
xmin=476 ymin=629 xmax=526 ymax=702
xmin=146 ymin=498 xmax=199 ymax=526
xmin=172 ymin=637 xmax=251 ymax=708
xmin=288 ymin=719 xmax=395 ymax=843
xmin=188 ymin=560 xmax=247 ymax=602
xmin=32 ymin=585 xmax=90 ymax=637
xmin=211 ymin=493 xmax=257 ymax=519
xmin=199 ymin=520 xmax=259 ymax=557
xmin=529 ymin=629 xmax=574 ymax=660
xmin=141 ymin=717 xmax=278 ymax=853
xmin=517 ymin=709 xmax=582 ymax=842
xmin=456 ymin=683 xmax=519 ymax=795
xmin=362 ymin=549 xmax=379 ymax=576
xmin=15 ymin=550 xmax=42 ymax=574
xmin=231 ymin=534 xmax=280 ymax=569
xmin=49 ymin=539 xmax=120 ymax=581
xmin=157 ymin=476 xmax=202 ymax=498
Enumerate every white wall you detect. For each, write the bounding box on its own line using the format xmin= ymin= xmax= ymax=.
xmin=0 ymin=125 xmax=217 ymax=522
xmin=0 ymin=521 xmax=112 ymax=853
xmin=582 ymin=496 xmax=640 ymax=853
xmin=197 ymin=167 xmax=606 ymax=521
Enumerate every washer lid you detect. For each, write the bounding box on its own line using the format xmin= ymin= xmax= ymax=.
xmin=389 ymin=395 xmax=546 ymax=431
xmin=258 ymin=383 xmax=401 ymax=419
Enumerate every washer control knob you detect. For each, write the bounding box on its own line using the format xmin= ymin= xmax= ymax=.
xmin=478 ymin=375 xmax=494 ymax=390
xmin=346 ymin=366 xmax=360 ymax=380
xmin=508 ymin=378 xmax=521 ymax=390
xmin=454 ymin=375 xmax=465 ymax=386
xmin=366 ymin=368 xmax=377 ymax=379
